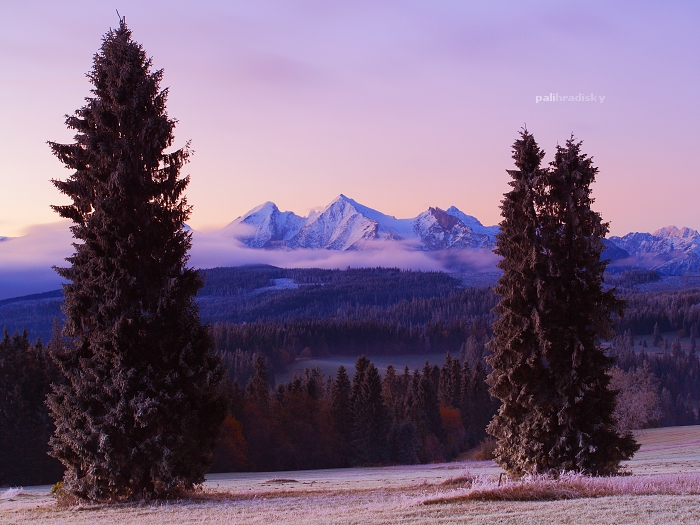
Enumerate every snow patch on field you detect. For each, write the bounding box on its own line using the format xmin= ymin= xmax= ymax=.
xmin=1 ymin=487 xmax=24 ymax=499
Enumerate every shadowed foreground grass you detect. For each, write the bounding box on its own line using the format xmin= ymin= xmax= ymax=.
xmin=1 ymin=426 xmax=699 ymax=525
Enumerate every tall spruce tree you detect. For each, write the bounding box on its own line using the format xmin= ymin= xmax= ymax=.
xmin=47 ymin=19 xmax=226 ymax=501
xmin=331 ymin=366 xmax=353 ymax=465
xmin=536 ymin=137 xmax=637 ymax=474
xmin=351 ymin=361 xmax=389 ymax=465
xmin=487 ymin=129 xmax=555 ymax=474
xmin=488 ymin=130 xmax=637 ymax=476
xmin=419 ymin=362 xmax=445 ymax=443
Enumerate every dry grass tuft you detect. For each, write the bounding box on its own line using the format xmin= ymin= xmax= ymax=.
xmin=262 ymin=478 xmax=299 ymax=484
xmin=439 ymin=472 xmax=477 ymax=488
xmin=471 ymin=437 xmax=498 ymax=460
xmin=424 ymin=472 xmax=700 ymax=504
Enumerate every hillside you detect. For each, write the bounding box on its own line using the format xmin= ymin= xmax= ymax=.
xmin=2 ymin=266 xmax=700 ymax=346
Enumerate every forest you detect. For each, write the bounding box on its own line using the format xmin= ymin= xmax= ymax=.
xmin=2 ymin=266 xmax=700 ymax=484
xmin=210 ymin=353 xmax=496 ymax=473
xmin=2 ymin=266 xmax=699 ymax=346
xmin=3 ymin=324 xmax=697 ymax=484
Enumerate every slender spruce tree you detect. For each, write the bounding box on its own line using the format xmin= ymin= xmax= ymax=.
xmin=351 ymin=361 xmax=389 ymax=465
xmin=487 ymin=129 xmax=555 ymax=474
xmin=47 ymin=18 xmax=226 ymax=501
xmin=331 ymin=366 xmax=353 ymax=465
xmin=536 ymin=136 xmax=638 ymax=474
xmin=418 ymin=362 xmax=445 ymax=443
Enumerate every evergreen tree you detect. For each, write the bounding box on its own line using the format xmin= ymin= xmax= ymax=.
xmin=469 ymin=361 xmax=497 ymax=445
xmin=487 ymin=130 xmax=636 ymax=475
xmin=671 ymin=337 xmax=683 ymax=357
xmin=691 ymin=329 xmax=697 ymax=358
xmin=351 ymin=362 xmax=389 ymax=465
xmin=438 ymin=353 xmax=454 ymax=407
xmin=460 ymin=335 xmax=484 ymax=367
xmin=246 ymin=356 xmax=271 ymax=406
xmin=487 ymin=129 xmax=554 ymax=474
xmin=350 ymin=355 xmax=370 ymax=409
xmin=652 ymin=323 xmax=662 ymax=347
xmin=381 ymin=364 xmax=401 ymax=420
xmin=458 ymin=360 xmax=474 ymax=445
xmin=332 ymin=366 xmax=352 ymax=436
xmin=47 ymin=19 xmax=226 ymax=501
xmin=0 ymin=331 xmax=63 ymax=486
xmin=387 ymin=420 xmax=419 ymax=464
xmin=419 ymin=362 xmax=445 ymax=443
xmin=537 ymin=136 xmax=637 ymax=474
xmin=449 ymin=356 xmax=463 ymax=410
xmin=331 ymin=365 xmax=353 ymax=466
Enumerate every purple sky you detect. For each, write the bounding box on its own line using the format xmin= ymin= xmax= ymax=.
xmin=1 ymin=1 xmax=699 ymax=238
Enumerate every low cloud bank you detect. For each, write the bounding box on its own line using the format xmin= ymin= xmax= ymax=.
xmin=0 ymin=224 xmax=500 ymax=300
xmin=0 ymin=222 xmax=73 ymax=300
xmin=189 ymin=232 xmax=500 ymax=273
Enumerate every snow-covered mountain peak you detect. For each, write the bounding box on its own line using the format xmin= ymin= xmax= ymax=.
xmin=606 ymin=225 xmax=700 ymax=275
xmin=328 ymin=195 xmax=402 ymax=223
xmin=290 ymin=195 xmax=405 ymax=250
xmin=219 ymin=196 xmax=498 ymax=251
xmin=222 ymin=201 xmax=305 ymax=248
xmin=249 ymin=200 xmax=279 ymax=215
xmin=426 ymin=207 xmax=460 ymax=230
xmin=236 ymin=201 xmax=281 ymax=227
xmin=219 ymin=199 xmax=698 ymax=274
xmin=413 ymin=207 xmax=494 ymax=250
xmin=653 ymin=226 xmax=700 ymax=240
xmin=444 ymin=206 xmax=499 ymax=240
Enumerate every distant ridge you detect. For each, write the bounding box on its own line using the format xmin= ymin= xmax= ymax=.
xmin=214 ymin=196 xmax=700 ymax=275
xmin=220 ymin=194 xmax=496 ymax=252
xmin=607 ymin=226 xmax=700 ymax=274
xmin=0 ymin=289 xmax=63 ymax=307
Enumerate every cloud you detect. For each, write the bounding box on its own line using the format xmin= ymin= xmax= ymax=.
xmin=0 ymin=223 xmax=500 ymax=300
xmin=0 ymin=221 xmax=73 ymax=299
xmin=189 ymin=231 xmax=500 ymax=273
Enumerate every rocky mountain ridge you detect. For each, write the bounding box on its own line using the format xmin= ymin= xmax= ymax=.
xmin=216 ymin=195 xmax=700 ymax=275
xmin=220 ymin=194 xmax=497 ymax=251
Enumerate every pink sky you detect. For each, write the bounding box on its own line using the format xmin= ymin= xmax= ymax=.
xmin=1 ymin=1 xmax=699 ymax=238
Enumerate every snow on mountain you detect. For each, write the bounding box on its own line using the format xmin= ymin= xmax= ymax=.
xmin=289 ymin=195 xmax=408 ymax=250
xmin=221 ymin=195 xmax=498 ymax=252
xmin=444 ymin=206 xmax=499 ymax=241
xmin=413 ymin=207 xmax=493 ymax=250
xmin=217 ymin=197 xmax=699 ymax=275
xmin=221 ymin=202 xmax=306 ymax=248
xmin=607 ymin=226 xmax=700 ymax=274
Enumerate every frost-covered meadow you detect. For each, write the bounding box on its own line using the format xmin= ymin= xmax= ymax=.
xmin=2 ymin=426 xmax=700 ymax=525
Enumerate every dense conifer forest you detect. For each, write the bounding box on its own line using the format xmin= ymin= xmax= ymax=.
xmin=3 ymin=266 xmax=699 ymax=346
xmin=210 ymin=353 xmax=497 ymax=473
xmin=2 ymin=265 xmax=700 ymax=483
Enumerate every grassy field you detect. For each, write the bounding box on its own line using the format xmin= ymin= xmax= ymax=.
xmin=2 ymin=426 xmax=700 ymax=525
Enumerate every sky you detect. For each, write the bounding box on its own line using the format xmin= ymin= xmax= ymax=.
xmin=1 ymin=0 xmax=699 ymax=296
xmin=1 ymin=0 xmax=699 ymax=239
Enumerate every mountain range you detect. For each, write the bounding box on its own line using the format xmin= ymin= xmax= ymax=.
xmin=220 ymin=194 xmax=498 ymax=252
xmin=607 ymin=226 xmax=700 ymax=274
xmin=215 ymin=195 xmax=700 ymax=275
